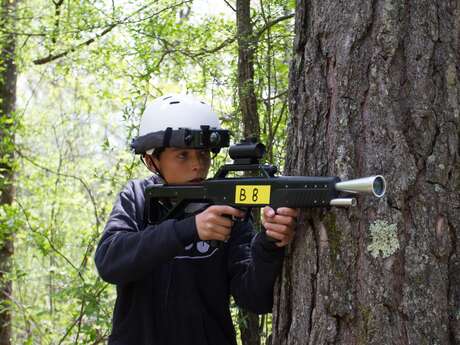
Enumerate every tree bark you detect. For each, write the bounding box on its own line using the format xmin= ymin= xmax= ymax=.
xmin=272 ymin=0 xmax=460 ymax=344
xmin=236 ymin=1 xmax=261 ymax=345
xmin=0 ymin=0 xmax=17 ymax=344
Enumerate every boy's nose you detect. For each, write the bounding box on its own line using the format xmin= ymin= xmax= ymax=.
xmin=191 ymin=161 xmax=200 ymax=171
xmin=190 ymin=153 xmax=203 ymax=171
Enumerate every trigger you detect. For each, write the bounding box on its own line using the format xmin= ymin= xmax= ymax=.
xmin=236 ymin=207 xmax=251 ymax=223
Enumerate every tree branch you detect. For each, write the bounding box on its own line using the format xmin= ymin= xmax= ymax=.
xmin=33 ymin=24 xmax=116 ymax=65
xmin=191 ymin=36 xmax=237 ymax=57
xmin=15 ymin=148 xmax=101 ymax=231
xmin=15 ymin=199 xmax=85 ymax=282
xmin=51 ymin=0 xmax=65 ymax=44
xmin=56 ymin=283 xmax=109 ymax=345
xmin=190 ymin=12 xmax=294 ymax=57
xmin=255 ymin=13 xmax=294 ymax=39
xmin=223 ymin=0 xmax=236 ymax=12
xmin=32 ymin=1 xmax=192 ymax=65
xmin=2 ymin=291 xmax=46 ymax=339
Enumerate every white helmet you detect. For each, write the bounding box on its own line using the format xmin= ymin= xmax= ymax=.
xmin=131 ymin=94 xmax=230 ymax=155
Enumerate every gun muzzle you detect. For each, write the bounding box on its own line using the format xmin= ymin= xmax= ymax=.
xmin=335 ymin=175 xmax=386 ymax=198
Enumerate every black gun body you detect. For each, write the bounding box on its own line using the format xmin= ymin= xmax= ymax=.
xmin=145 ymin=176 xmax=341 ymax=223
xmin=144 ymin=138 xmax=386 ymax=228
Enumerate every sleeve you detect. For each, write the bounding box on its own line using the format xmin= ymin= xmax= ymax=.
xmin=227 ymin=220 xmax=285 ymax=314
xmin=94 ymin=181 xmax=198 ymax=285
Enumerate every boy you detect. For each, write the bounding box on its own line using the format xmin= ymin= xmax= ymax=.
xmin=95 ymin=94 xmax=298 ymax=345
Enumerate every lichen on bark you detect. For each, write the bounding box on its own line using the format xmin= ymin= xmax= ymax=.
xmin=367 ymin=220 xmax=399 ymax=258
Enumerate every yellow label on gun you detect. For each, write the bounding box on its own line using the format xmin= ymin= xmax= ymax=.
xmin=235 ymin=185 xmax=271 ymax=204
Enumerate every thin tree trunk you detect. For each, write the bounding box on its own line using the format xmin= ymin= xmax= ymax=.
xmin=0 ymin=0 xmax=17 ymax=344
xmin=236 ymin=1 xmax=261 ymax=345
xmin=272 ymin=0 xmax=459 ymax=344
xmin=237 ymin=0 xmax=260 ymax=140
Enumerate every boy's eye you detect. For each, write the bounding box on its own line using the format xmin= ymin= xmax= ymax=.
xmin=176 ymin=150 xmax=210 ymax=161
xmin=177 ymin=152 xmax=188 ymax=159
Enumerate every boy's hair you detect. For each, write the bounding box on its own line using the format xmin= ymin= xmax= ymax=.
xmin=152 ymin=148 xmax=165 ymax=159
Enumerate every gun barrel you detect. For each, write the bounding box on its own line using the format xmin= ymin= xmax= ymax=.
xmin=330 ymin=198 xmax=357 ymax=207
xmin=335 ymin=175 xmax=386 ymax=198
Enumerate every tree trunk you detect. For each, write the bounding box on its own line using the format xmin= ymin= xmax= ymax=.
xmin=236 ymin=1 xmax=261 ymax=345
xmin=237 ymin=0 xmax=260 ymax=140
xmin=272 ymin=0 xmax=459 ymax=344
xmin=0 ymin=0 xmax=17 ymax=344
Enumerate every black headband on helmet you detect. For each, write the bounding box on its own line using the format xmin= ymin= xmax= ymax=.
xmin=131 ymin=126 xmax=231 ymax=154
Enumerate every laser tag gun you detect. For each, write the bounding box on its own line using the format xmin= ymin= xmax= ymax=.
xmin=144 ymin=137 xmax=387 ymax=226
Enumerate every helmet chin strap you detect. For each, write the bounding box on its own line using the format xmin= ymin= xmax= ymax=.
xmin=141 ymin=155 xmax=167 ymax=183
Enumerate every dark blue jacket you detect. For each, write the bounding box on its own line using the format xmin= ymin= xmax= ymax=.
xmin=95 ymin=176 xmax=284 ymax=345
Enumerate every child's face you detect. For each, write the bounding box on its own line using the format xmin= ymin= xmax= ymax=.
xmin=151 ymin=148 xmax=211 ymax=184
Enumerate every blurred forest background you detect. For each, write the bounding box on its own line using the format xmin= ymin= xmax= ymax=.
xmin=0 ymin=0 xmax=293 ymax=344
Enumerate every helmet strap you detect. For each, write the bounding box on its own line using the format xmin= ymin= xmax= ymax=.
xmin=142 ymin=154 xmax=167 ymax=183
xmin=162 ymin=127 xmax=173 ymax=147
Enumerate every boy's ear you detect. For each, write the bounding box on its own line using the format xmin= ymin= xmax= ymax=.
xmin=144 ymin=154 xmax=158 ymax=172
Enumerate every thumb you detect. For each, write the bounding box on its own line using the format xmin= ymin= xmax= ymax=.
xmin=263 ymin=206 xmax=276 ymax=218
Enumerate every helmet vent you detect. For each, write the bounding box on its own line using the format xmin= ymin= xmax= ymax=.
xmin=170 ymin=101 xmax=180 ymax=104
xmin=163 ymin=96 xmax=172 ymax=100
xmin=200 ymin=101 xmax=205 ymax=104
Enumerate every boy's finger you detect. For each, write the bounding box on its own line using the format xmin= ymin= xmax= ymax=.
xmin=263 ymin=221 xmax=291 ymax=235
xmin=211 ymin=205 xmax=245 ymax=218
xmin=265 ymin=229 xmax=285 ymax=241
xmin=275 ymin=239 xmax=289 ymax=248
xmin=209 ymin=224 xmax=232 ymax=237
xmin=275 ymin=207 xmax=298 ymax=218
xmin=264 ymin=214 xmax=296 ymax=227
xmin=211 ymin=215 xmax=233 ymax=228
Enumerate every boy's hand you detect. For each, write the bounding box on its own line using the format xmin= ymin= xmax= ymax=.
xmin=262 ymin=207 xmax=298 ymax=247
xmin=195 ymin=206 xmax=245 ymax=242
